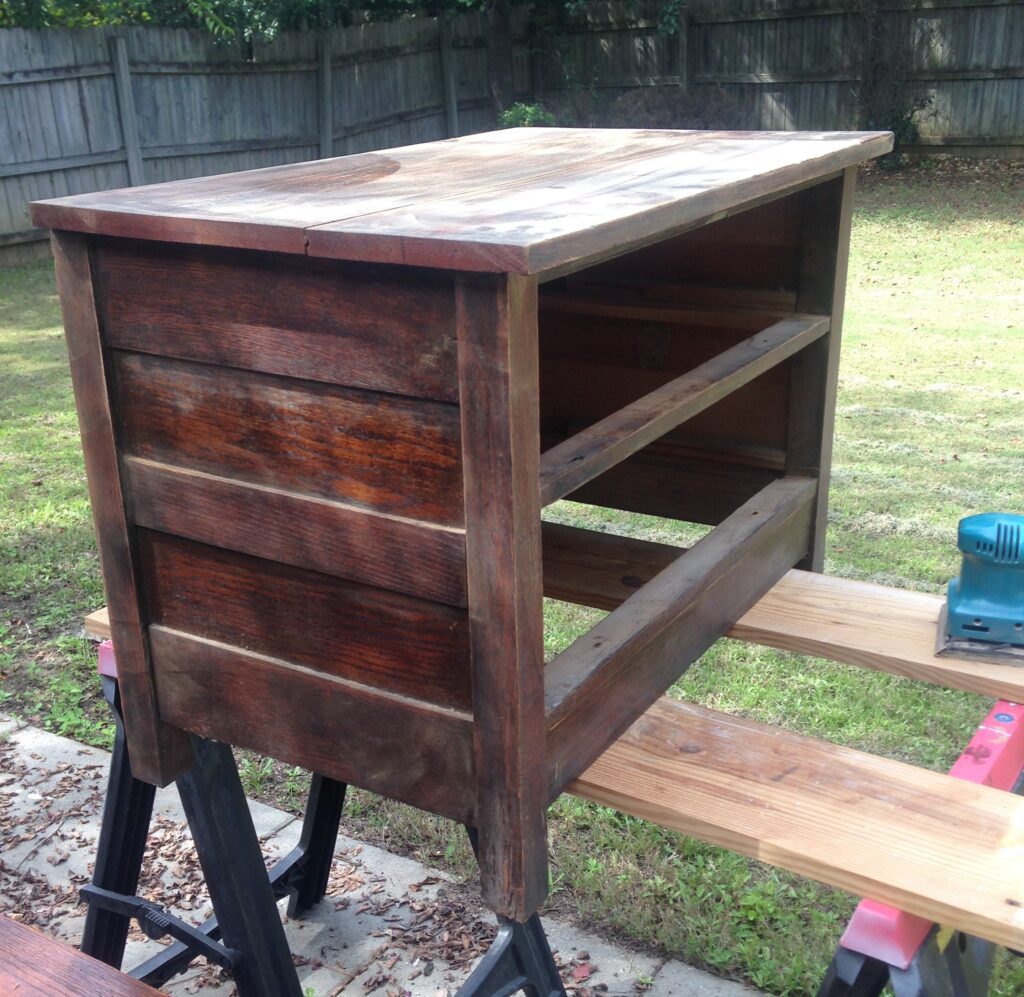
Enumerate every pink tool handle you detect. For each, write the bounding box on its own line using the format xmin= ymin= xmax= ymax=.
xmin=840 ymin=700 xmax=1024 ymax=969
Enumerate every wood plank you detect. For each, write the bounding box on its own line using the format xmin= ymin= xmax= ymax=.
xmin=30 ymin=130 xmax=893 ymax=272
xmin=564 ymin=445 xmax=780 ymax=526
xmin=124 ymin=458 xmax=466 ymax=607
xmin=92 ymin=238 xmax=459 ymax=403
xmin=456 ymin=272 xmax=549 ymax=921
xmin=545 ymin=475 xmax=816 ymax=797
xmin=113 ymin=351 xmax=463 ymax=526
xmin=50 ymin=232 xmax=189 ymax=786
xmin=539 ymin=289 xmax=792 ymax=331
xmin=786 ymin=169 xmax=855 ymax=570
xmin=138 ymin=530 xmax=471 ymax=711
xmin=0 ymin=916 xmax=159 ymax=996
xmin=306 ymin=131 xmax=893 ymax=275
xmin=539 ymin=315 xmax=828 ymax=506
xmin=150 ymin=626 xmax=475 ymax=823
xmin=109 ymin=35 xmax=144 ymax=186
xmin=88 ymin=556 xmax=1024 ymax=708
xmin=542 ymin=525 xmax=1024 ymax=704
xmin=571 ymin=697 xmax=1024 ymax=952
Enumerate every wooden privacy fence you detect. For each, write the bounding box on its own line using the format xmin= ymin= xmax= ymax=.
xmin=0 ymin=16 xmax=526 ymax=265
xmin=2 ymin=0 xmax=1023 ymax=266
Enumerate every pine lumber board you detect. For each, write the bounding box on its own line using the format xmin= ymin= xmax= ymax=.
xmin=541 ymin=524 xmax=1024 ymax=703
xmin=570 ymin=697 xmax=1024 ymax=952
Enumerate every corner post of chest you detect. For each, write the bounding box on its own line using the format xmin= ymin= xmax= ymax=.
xmin=787 ymin=165 xmax=859 ymax=571
xmin=456 ymin=271 xmax=549 ymax=922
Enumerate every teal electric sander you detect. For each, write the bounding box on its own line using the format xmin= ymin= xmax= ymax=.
xmin=938 ymin=513 xmax=1024 ymax=663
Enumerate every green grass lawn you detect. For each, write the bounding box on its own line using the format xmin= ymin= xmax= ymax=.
xmin=1 ymin=160 xmax=1022 ymax=995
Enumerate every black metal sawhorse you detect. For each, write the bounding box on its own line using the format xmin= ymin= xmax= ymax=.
xmin=82 ymin=662 xmax=566 ymax=997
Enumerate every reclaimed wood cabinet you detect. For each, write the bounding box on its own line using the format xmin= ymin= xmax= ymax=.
xmin=33 ymin=127 xmax=892 ymax=923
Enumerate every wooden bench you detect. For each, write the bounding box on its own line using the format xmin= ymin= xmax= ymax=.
xmin=85 ymin=564 xmax=1024 ymax=952
xmin=0 ymin=915 xmax=159 ymax=995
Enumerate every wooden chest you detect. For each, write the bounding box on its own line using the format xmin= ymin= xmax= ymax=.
xmin=32 ymin=127 xmax=891 ymax=922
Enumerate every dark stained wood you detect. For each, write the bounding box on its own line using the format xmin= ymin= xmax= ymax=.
xmin=113 ymin=351 xmax=463 ymax=526
xmin=539 ymin=289 xmax=794 ymax=330
xmin=542 ymin=521 xmax=683 ymax=612
xmin=150 ymin=626 xmax=476 ymax=823
xmin=0 ymin=916 xmax=160 ymax=996
xmin=36 ymin=131 xmax=890 ymax=932
xmin=456 ymin=272 xmax=549 ymax=922
xmin=560 ymin=193 xmax=804 ymax=294
xmin=31 ymin=130 xmax=893 ymax=275
xmin=138 ymin=531 xmax=472 ymax=711
xmin=787 ymin=168 xmax=857 ymax=571
xmin=50 ymin=232 xmax=189 ymax=787
xmin=545 ymin=476 xmax=816 ymax=798
xmin=565 ymin=443 xmax=780 ymax=526
xmin=93 ymin=238 xmax=459 ymax=403
xmin=539 ymin=315 xmax=829 ymax=506
xmin=124 ymin=458 xmax=467 ymax=607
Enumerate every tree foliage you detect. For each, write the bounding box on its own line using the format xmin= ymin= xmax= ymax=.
xmin=0 ymin=0 xmax=477 ymax=38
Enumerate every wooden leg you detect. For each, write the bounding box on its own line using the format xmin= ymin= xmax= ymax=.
xmin=175 ymin=736 xmax=302 ymax=997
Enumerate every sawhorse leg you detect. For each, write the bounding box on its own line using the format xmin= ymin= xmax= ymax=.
xmin=175 ymin=734 xmax=302 ymax=997
xmin=79 ymin=673 xmax=156 ymax=969
xmin=817 ymin=928 xmax=996 ymax=997
xmin=457 ymin=827 xmax=566 ymax=997
xmin=81 ymin=647 xmax=346 ymax=990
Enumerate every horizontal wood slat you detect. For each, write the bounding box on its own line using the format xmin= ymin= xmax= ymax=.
xmin=539 ymin=290 xmax=792 ymax=331
xmin=138 ymin=531 xmax=472 ymax=711
xmin=539 ymin=316 xmax=828 ymax=505
xmin=125 ymin=458 xmax=467 ymax=606
xmin=545 ymin=475 xmax=816 ymax=795
xmin=113 ymin=351 xmax=463 ymax=526
xmin=542 ymin=524 xmax=1024 ymax=703
xmin=93 ymin=239 xmax=458 ymax=403
xmin=149 ymin=626 xmax=475 ymax=823
xmin=572 ymin=697 xmax=1024 ymax=952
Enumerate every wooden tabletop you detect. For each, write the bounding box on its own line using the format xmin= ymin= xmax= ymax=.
xmin=31 ymin=128 xmax=892 ymax=275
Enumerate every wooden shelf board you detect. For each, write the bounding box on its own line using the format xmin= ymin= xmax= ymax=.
xmin=538 ymin=314 xmax=829 ymax=506
xmin=570 ymin=696 xmax=1024 ymax=952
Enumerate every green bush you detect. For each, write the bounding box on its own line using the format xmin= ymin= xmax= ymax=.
xmin=499 ymin=102 xmax=556 ymax=128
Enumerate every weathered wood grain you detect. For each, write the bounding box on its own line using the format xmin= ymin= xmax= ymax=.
xmin=563 ymin=442 xmax=781 ymax=525
xmin=539 ymin=314 xmax=828 ymax=505
xmin=88 ymin=560 xmax=1024 ymax=712
xmin=150 ymin=626 xmax=475 ymax=822
xmin=124 ymin=458 xmax=467 ymax=606
xmin=572 ymin=697 xmax=1024 ymax=953
xmin=50 ymin=232 xmax=189 ymax=787
xmin=0 ymin=916 xmax=160 ymax=996
xmin=93 ymin=238 xmax=459 ymax=403
xmin=113 ymin=351 xmax=463 ymax=526
xmin=787 ymin=168 xmax=856 ymax=570
xmin=138 ymin=530 xmax=472 ymax=710
xmin=32 ymin=130 xmax=892 ymax=273
xmin=457 ymin=272 xmax=549 ymax=922
xmin=545 ymin=475 xmax=816 ymax=796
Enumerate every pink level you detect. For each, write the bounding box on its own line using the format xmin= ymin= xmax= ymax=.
xmin=840 ymin=699 xmax=1024 ymax=969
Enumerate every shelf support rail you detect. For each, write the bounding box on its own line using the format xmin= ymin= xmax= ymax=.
xmin=538 ymin=314 xmax=829 ymax=507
